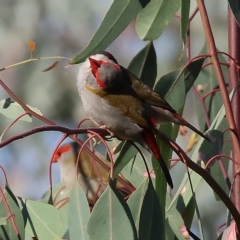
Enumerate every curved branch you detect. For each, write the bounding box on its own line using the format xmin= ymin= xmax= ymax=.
xmin=154 ymin=130 xmax=240 ymax=230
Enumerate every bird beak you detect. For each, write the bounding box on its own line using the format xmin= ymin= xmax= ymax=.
xmin=89 ymin=57 xmax=100 ymax=69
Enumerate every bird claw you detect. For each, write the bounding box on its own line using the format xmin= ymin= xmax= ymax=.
xmin=99 ymin=125 xmax=115 ymax=137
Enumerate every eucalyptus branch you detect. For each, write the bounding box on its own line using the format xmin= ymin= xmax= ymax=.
xmin=0 ymin=56 xmax=71 ymax=72
xmin=196 ymin=0 xmax=240 ymax=173
xmin=154 ymin=130 xmax=240 ymax=230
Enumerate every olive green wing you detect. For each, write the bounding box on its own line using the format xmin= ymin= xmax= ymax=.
xmin=121 ymin=67 xmax=176 ymax=113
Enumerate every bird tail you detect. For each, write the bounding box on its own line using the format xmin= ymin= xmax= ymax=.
xmin=172 ymin=112 xmax=211 ymax=142
xmin=142 ymin=129 xmax=173 ymax=188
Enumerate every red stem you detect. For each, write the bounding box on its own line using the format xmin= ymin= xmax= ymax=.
xmin=0 ymin=187 xmax=21 ymax=239
xmin=228 ymin=3 xmax=240 ymax=214
xmin=197 ymin=0 xmax=240 ymax=234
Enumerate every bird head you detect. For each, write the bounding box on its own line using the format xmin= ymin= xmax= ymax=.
xmin=78 ymin=51 xmax=123 ymax=90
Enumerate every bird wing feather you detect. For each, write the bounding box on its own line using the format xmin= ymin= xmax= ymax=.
xmin=121 ymin=67 xmax=176 ymax=113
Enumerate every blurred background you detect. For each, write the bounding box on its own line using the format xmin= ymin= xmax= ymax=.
xmin=0 ymin=0 xmax=228 ymax=238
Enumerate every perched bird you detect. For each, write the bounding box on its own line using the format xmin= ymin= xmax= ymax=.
xmin=77 ymin=51 xmax=209 ymax=188
xmin=52 ymin=142 xmax=113 ymax=205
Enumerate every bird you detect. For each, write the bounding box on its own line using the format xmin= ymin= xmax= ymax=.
xmin=52 ymin=142 xmax=117 ymax=205
xmin=76 ymin=51 xmax=210 ymax=188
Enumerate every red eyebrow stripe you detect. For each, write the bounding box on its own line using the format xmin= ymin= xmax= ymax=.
xmin=52 ymin=145 xmax=71 ymax=162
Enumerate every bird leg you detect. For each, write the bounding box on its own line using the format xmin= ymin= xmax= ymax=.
xmin=99 ymin=125 xmax=115 ymax=139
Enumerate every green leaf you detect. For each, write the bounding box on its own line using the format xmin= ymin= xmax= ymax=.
xmin=87 ymin=180 xmax=137 ymax=240
xmin=210 ymin=89 xmax=235 ymax=130
xmin=0 ymin=99 xmax=42 ymax=122
xmin=0 ymin=217 xmax=7 ymax=226
xmin=113 ymin=141 xmax=138 ymax=179
xmin=40 ymin=183 xmax=70 ymax=204
xmin=180 ymin=0 xmax=190 ymax=40
xmin=167 ymin=139 xmax=205 ymax=213
xmin=194 ymin=44 xmax=228 ymax=132
xmin=0 ymin=185 xmax=25 ymax=240
xmin=198 ymin=130 xmax=224 ymax=166
xmin=120 ymin=153 xmax=152 ymax=188
xmin=184 ymin=57 xmax=206 ymax=94
xmin=177 ymin=196 xmax=195 ymax=230
xmin=68 ymin=182 xmax=90 ymax=240
xmin=228 ymin=0 xmax=240 ymax=27
xmin=168 ymin=90 xmax=234 ymax=212
xmin=70 ymin=0 xmax=150 ymax=64
xmin=166 ymin=194 xmax=189 ymax=240
xmin=127 ymin=178 xmax=148 ymax=233
xmin=121 ymin=178 xmax=162 ymax=239
xmin=136 ymin=0 xmax=181 ymax=40
xmin=41 ymin=183 xmax=72 ymax=239
xmin=128 ymin=41 xmax=157 ymax=88
xmin=155 ymin=58 xmax=205 ymax=108
xmin=155 ymin=70 xmax=185 ymax=112
xmin=21 ymin=199 xmax=62 ymax=240
xmin=138 ymin=180 xmax=164 ymax=240
xmin=198 ymin=130 xmax=230 ymax=201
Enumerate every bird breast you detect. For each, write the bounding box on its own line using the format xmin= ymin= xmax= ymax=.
xmin=79 ymin=85 xmax=142 ymax=141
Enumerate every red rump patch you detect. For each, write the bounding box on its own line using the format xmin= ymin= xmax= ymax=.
xmin=141 ymin=128 xmax=160 ymax=160
xmin=150 ymin=117 xmax=157 ymax=127
xmin=52 ymin=145 xmax=71 ymax=162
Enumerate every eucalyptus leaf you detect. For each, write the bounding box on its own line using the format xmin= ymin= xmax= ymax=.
xmin=228 ymin=0 xmax=240 ymax=27
xmin=21 ymin=199 xmax=62 ymax=240
xmin=138 ymin=180 xmax=164 ymax=240
xmin=0 ymin=98 xmax=42 ymax=122
xmin=136 ymin=0 xmax=181 ymax=40
xmin=69 ymin=182 xmax=90 ymax=240
xmin=87 ymin=180 xmax=137 ymax=240
xmin=128 ymin=41 xmax=157 ymax=88
xmin=166 ymin=194 xmax=189 ymax=240
xmin=180 ymin=0 xmax=190 ymax=40
xmin=70 ymin=0 xmax=150 ymax=64
xmin=0 ymin=185 xmax=25 ymax=240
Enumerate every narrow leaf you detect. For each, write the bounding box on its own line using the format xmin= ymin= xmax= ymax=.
xmin=228 ymin=0 xmax=240 ymax=27
xmin=120 ymin=153 xmax=150 ymax=187
xmin=68 ymin=182 xmax=90 ymax=240
xmin=42 ymin=61 xmax=60 ymax=72
xmin=166 ymin=194 xmax=189 ymax=240
xmin=184 ymin=57 xmax=206 ymax=93
xmin=136 ymin=0 xmax=181 ymax=40
xmin=127 ymin=178 xmax=148 ymax=233
xmin=70 ymin=0 xmax=149 ymax=64
xmin=180 ymin=0 xmax=190 ymax=40
xmin=154 ymin=70 xmax=185 ymax=111
xmin=0 ymin=185 xmax=25 ymax=240
xmin=113 ymin=141 xmax=138 ymax=179
xmin=128 ymin=41 xmax=157 ymax=87
xmin=139 ymin=180 xmax=164 ymax=240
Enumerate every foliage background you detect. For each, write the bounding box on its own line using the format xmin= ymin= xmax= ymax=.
xmin=0 ymin=0 xmax=228 ymax=238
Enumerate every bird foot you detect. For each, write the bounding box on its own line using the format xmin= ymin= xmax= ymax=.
xmin=99 ymin=125 xmax=115 ymax=137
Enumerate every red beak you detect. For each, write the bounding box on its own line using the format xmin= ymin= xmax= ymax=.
xmin=89 ymin=57 xmax=101 ymax=72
